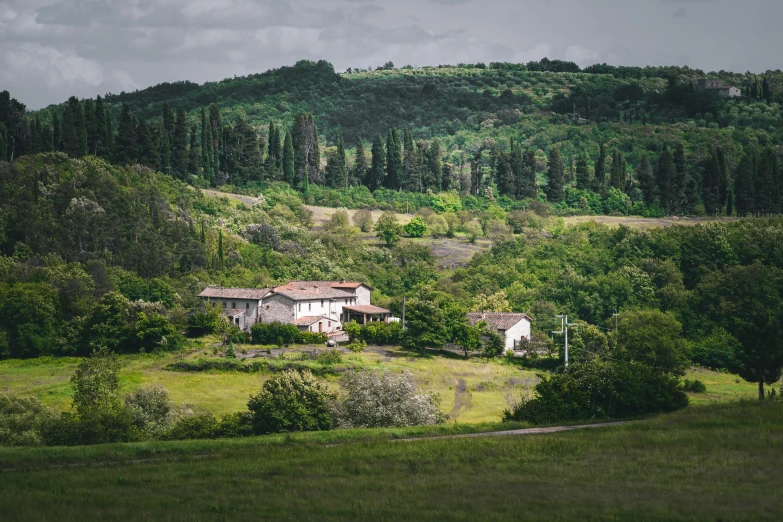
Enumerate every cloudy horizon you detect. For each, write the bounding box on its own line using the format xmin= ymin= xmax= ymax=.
xmin=1 ymin=0 xmax=780 ymax=110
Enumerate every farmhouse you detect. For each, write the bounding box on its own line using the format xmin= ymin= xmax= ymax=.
xmin=467 ymin=312 xmax=532 ymax=352
xmin=696 ymin=79 xmax=741 ymax=98
xmin=199 ymin=280 xmax=391 ymax=334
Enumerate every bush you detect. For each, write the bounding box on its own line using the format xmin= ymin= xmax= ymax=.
xmin=332 ymin=370 xmax=447 ymax=428
xmin=359 ymin=321 xmax=404 ymax=345
xmin=682 ymin=379 xmax=707 ymax=393
xmin=403 ymin=216 xmax=428 ymax=238
xmin=352 ymin=208 xmax=374 ymax=232
xmin=124 ymin=385 xmax=173 ymax=439
xmin=297 ymin=331 xmax=329 ymax=344
xmin=316 ymin=349 xmax=343 ymax=365
xmin=347 ymin=340 xmax=367 ymax=353
xmin=162 ymin=414 xmax=221 ymax=441
xmin=324 ymin=209 xmax=350 ymax=232
xmin=251 ymin=322 xmax=328 ymax=345
xmin=187 ymin=306 xmax=226 ymax=337
xmin=0 ymin=393 xmax=57 ymax=447
xmin=247 ymin=370 xmax=335 ymax=435
xmin=504 ymin=360 xmax=688 ymax=424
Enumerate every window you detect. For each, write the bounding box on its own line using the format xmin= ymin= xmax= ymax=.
xmin=321 ymin=300 xmax=324 ymax=307
xmin=345 ymin=299 xmax=348 ymax=304
xmin=246 ymin=303 xmax=249 ymax=309
xmin=223 ymin=302 xmax=227 ymax=308
xmin=232 ymin=302 xmax=236 ymax=309
xmin=298 ymin=304 xmax=301 ymax=312
xmin=266 ymin=305 xmax=270 ymax=310
xmin=308 ymin=303 xmax=312 ymax=311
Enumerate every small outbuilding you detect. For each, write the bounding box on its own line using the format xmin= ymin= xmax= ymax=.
xmin=466 ymin=312 xmax=532 ymax=352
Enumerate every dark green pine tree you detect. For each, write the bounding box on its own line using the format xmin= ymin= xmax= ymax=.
xmin=733 ymin=148 xmax=757 ymax=217
xmin=353 ymin=138 xmax=368 ymax=186
xmin=762 ymin=77 xmax=772 ymax=101
xmin=592 ymin=142 xmax=606 ymax=193
xmin=638 ymin=153 xmax=655 ymax=206
xmin=160 ymin=121 xmax=171 ymax=174
xmin=384 ymin=129 xmax=403 ymax=190
xmin=137 ymin=119 xmax=160 ymax=170
xmin=716 ymin=147 xmax=731 ymax=212
xmin=428 ymin=139 xmax=443 ymax=191
xmin=496 ymin=149 xmax=514 ymax=196
xmin=610 ymin=149 xmax=627 ymax=190
xmin=726 ymin=190 xmax=734 ymax=217
xmin=209 ymin=104 xmax=221 ymax=176
xmin=672 ymin=143 xmax=687 ymax=211
xmin=0 ymin=123 xmax=8 ymax=162
xmin=28 ymin=116 xmax=41 ymax=154
xmin=61 ymin=98 xmax=79 ymax=158
xmin=82 ymin=99 xmax=96 ymax=155
xmin=282 ymin=131 xmax=295 ymax=185
xmin=200 ymin=108 xmax=212 ymax=182
xmin=755 ymin=149 xmax=776 ymax=215
xmin=402 ymin=129 xmax=417 ymax=191
xmin=105 ymin=110 xmax=114 ymax=161
xmin=519 ymin=149 xmax=537 ymax=199
xmin=172 ymin=108 xmax=189 ymax=178
xmin=93 ymin=96 xmax=107 ymax=158
xmin=575 ymin=152 xmax=590 ymax=190
xmin=72 ymin=97 xmax=88 ymax=157
xmin=656 ymin=146 xmax=675 ymax=212
xmin=702 ymin=151 xmax=720 ymax=215
xmin=510 ymin=140 xmax=523 ymax=195
xmin=369 ymin=133 xmax=386 ymax=191
xmin=52 ymin=112 xmax=61 ymax=152
xmin=188 ymin=124 xmax=201 ymax=177
xmin=336 ymin=133 xmax=347 ymax=189
xmin=114 ymin=103 xmax=137 ymax=165
xmin=163 ymin=103 xmax=175 ymax=150
xmin=545 ymin=147 xmax=565 ymax=202
xmin=217 ymin=230 xmax=225 ymax=268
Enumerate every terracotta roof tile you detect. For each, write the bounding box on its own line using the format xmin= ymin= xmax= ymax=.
xmin=343 ymin=305 xmax=391 ymax=315
xmin=291 ymin=316 xmax=333 ymax=326
xmin=199 ymin=287 xmax=271 ymax=300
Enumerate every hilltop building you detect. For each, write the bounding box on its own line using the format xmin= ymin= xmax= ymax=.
xmin=696 ymin=79 xmax=741 ymax=98
xmin=199 ymin=280 xmax=391 ymax=334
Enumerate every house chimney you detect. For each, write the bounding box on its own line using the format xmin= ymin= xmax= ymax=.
xmin=481 ymin=311 xmax=486 ymax=319
xmin=341 ymin=278 xmax=346 ymax=283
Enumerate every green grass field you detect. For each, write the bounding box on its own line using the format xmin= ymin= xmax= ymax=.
xmin=1 ymin=401 xmax=781 ymax=520
xmin=0 ymin=345 xmax=760 ymax=422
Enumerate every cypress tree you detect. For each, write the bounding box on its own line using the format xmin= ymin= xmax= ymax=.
xmin=702 ymin=152 xmax=720 ymax=215
xmin=172 ymin=108 xmax=189 ymax=177
xmin=105 ymin=110 xmax=114 ymax=161
xmin=545 ymin=147 xmax=565 ymax=202
xmin=638 ymin=153 xmax=655 ymax=206
xmin=717 ymin=147 xmax=731 ymax=212
xmin=217 ymin=230 xmax=224 ymax=268
xmin=188 ymin=124 xmax=200 ymax=177
xmin=610 ymin=149 xmax=627 ymax=190
xmin=28 ymin=116 xmax=41 ymax=154
xmin=402 ymin=129 xmax=416 ymax=190
xmin=726 ymin=190 xmax=734 ymax=217
xmin=520 ymin=149 xmax=537 ymax=199
xmin=72 ymin=97 xmax=88 ymax=157
xmin=336 ymin=133 xmax=347 ymax=189
xmin=137 ymin=119 xmax=160 ymax=170
xmin=52 ymin=113 xmax=61 ymax=152
xmin=385 ymin=129 xmax=403 ymax=190
xmin=209 ymin=104 xmax=221 ymax=176
xmin=510 ymin=140 xmax=523 ymax=195
xmin=672 ymin=143 xmax=687 ymax=212
xmin=309 ymin=116 xmax=320 ymax=186
xmin=734 ymin=148 xmax=757 ymax=217
xmin=369 ymin=133 xmax=386 ymax=191
xmin=755 ymin=149 xmax=776 ymax=214
xmin=93 ymin=96 xmax=107 ymax=157
xmin=200 ymin=108 xmax=211 ymax=181
xmin=282 ymin=131 xmax=295 ymax=185
xmin=353 ymin=138 xmax=368 ymax=186
xmin=575 ymin=152 xmax=590 ymax=190
xmin=428 ymin=139 xmax=443 ymax=191
xmin=83 ymin=99 xmax=96 ymax=155
xmin=114 ymin=103 xmax=137 ymax=165
xmin=163 ymin=103 xmax=175 ymax=148
xmin=61 ymin=99 xmax=79 ymax=158
xmin=496 ymin=149 xmax=514 ymax=196
xmin=592 ymin=142 xmax=606 ymax=193
xmin=160 ymin=121 xmax=171 ymax=174
xmin=656 ymin=146 xmax=675 ymax=212
xmin=0 ymin=123 xmax=7 ymax=161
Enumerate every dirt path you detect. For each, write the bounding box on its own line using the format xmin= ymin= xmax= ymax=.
xmin=399 ymin=421 xmax=630 ymax=442
xmin=397 ymin=421 xmax=630 ymax=441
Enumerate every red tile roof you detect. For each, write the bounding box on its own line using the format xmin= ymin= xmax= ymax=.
xmin=270 ymin=281 xmax=367 ymax=301
xmin=291 ymin=316 xmax=333 ymax=326
xmin=343 ymin=305 xmax=391 ymax=315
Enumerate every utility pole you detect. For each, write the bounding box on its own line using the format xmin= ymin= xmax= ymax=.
xmin=613 ymin=310 xmax=619 ymax=333
xmin=553 ymin=314 xmax=577 ymax=369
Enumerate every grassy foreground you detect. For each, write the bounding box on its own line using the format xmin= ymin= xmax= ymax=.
xmin=1 ymin=401 xmax=781 ymax=521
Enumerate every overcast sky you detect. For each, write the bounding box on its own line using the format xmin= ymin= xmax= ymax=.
xmin=1 ymin=0 xmax=780 ymax=110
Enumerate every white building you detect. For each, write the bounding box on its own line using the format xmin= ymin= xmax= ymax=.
xmin=199 ymin=280 xmax=391 ymax=335
xmin=696 ymin=79 xmax=741 ymax=98
xmin=467 ymin=312 xmax=532 ymax=352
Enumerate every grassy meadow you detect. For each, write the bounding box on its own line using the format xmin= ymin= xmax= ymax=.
xmin=1 ymin=401 xmax=781 ymax=521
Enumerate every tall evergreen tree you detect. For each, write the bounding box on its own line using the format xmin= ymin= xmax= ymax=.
xmin=717 ymin=147 xmax=731 ymax=212
xmin=114 ymin=103 xmax=137 ymax=165
xmin=638 ymin=153 xmax=655 ymax=206
xmin=520 ymin=149 xmax=537 ymax=199
xmin=353 ymin=138 xmax=368 ymax=186
xmin=496 ymin=148 xmax=515 ymax=196
xmin=545 ymin=147 xmax=565 ymax=202
xmin=188 ymin=124 xmax=201 ymax=177
xmin=282 ymin=131 xmax=295 ymax=185
xmin=610 ymin=149 xmax=626 ymax=190
xmin=702 ymin=151 xmax=720 ymax=215
xmin=336 ymin=133 xmax=347 ymax=189
xmin=83 ymin=99 xmax=96 ymax=155
xmin=52 ymin=112 xmax=61 ymax=152
xmin=369 ymin=133 xmax=386 ymax=191
xmin=0 ymin=123 xmax=8 ymax=162
xmin=208 ymin=104 xmax=221 ymax=177
xmin=656 ymin=146 xmax=675 ymax=211
xmin=384 ymin=129 xmax=403 ymax=190
xmin=403 ymin=129 xmax=416 ymax=190
xmin=592 ymin=142 xmax=606 ymax=193
xmin=105 ymin=110 xmax=114 ymax=161
xmin=61 ymin=98 xmax=79 ymax=158
xmin=200 ymin=108 xmax=211 ymax=182
xmin=734 ymin=148 xmax=757 ymax=217
xmin=172 ymin=108 xmax=188 ymax=178
xmin=575 ymin=152 xmax=590 ymax=189
xmin=756 ymin=149 xmax=776 ymax=214
xmin=428 ymin=139 xmax=443 ymax=191
xmin=72 ymin=97 xmax=88 ymax=157
xmin=137 ymin=119 xmax=160 ymax=170
xmin=159 ymin=121 xmax=171 ymax=174
xmin=93 ymin=96 xmax=107 ymax=158
xmin=163 ymin=103 xmax=175 ymax=149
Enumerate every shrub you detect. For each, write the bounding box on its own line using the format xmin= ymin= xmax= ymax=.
xmin=247 ymin=370 xmax=335 ymax=435
xmin=251 ymin=322 xmax=300 ymax=345
xmin=504 ymin=360 xmax=688 ymax=424
xmin=0 ymin=393 xmax=57 ymax=447
xmin=426 ymin=214 xmax=448 ymax=238
xmin=187 ymin=305 xmax=226 ymax=337
xmin=375 ymin=211 xmax=403 ymax=246
xmin=332 ymin=370 xmax=447 ymax=428
xmin=359 ymin=321 xmax=404 ymax=345
xmin=463 ymin=220 xmax=482 ymax=242
xmin=316 ymin=349 xmax=343 ymax=365
xmin=124 ymin=385 xmax=173 ymax=439
xmin=689 ymin=328 xmax=739 ymax=371
xmin=162 ymin=414 xmax=221 ymax=441
xmin=683 ymin=379 xmax=707 ymax=393
xmin=352 ymin=208 xmax=374 ymax=232
xmin=347 ymin=340 xmax=367 ymax=353
xmin=403 ymin=216 xmax=428 ymax=238
xmin=297 ymin=331 xmax=328 ymax=344
xmin=324 ymin=209 xmax=350 ymax=232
